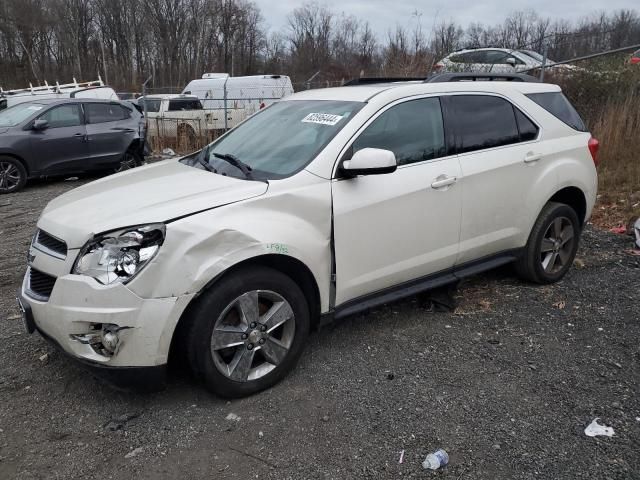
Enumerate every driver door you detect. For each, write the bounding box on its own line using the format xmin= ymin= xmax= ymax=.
xmin=332 ymin=97 xmax=462 ymax=305
xmin=29 ymin=103 xmax=89 ymax=174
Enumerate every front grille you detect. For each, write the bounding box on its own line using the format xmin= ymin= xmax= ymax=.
xmin=27 ymin=268 xmax=57 ymax=300
xmin=33 ymin=229 xmax=67 ymax=259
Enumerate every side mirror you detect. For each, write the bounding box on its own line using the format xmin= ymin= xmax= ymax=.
xmin=505 ymin=57 xmax=517 ymax=67
xmin=32 ymin=119 xmax=49 ymax=130
xmin=341 ymin=148 xmax=397 ymax=176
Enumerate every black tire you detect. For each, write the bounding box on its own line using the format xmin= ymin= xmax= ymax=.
xmin=115 ymin=150 xmax=143 ymax=173
xmin=0 ymin=156 xmax=27 ymax=194
xmin=185 ymin=266 xmax=310 ymax=398
xmin=516 ymin=201 xmax=581 ymax=284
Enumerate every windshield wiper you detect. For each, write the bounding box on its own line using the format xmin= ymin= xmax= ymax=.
xmin=212 ymin=152 xmax=253 ymax=179
xmin=194 ymin=145 xmax=215 ymax=173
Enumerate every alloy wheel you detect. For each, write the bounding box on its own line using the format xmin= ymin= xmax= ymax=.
xmin=0 ymin=161 xmax=21 ymax=192
xmin=540 ymin=216 xmax=575 ymax=274
xmin=210 ymin=290 xmax=296 ymax=382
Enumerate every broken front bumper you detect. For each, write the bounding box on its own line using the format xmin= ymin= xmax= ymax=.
xmin=19 ymin=272 xmax=194 ymax=387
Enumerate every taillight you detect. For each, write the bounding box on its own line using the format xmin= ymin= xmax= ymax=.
xmin=588 ymin=137 xmax=600 ymax=167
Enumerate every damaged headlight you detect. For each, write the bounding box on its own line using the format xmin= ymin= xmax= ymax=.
xmin=72 ymin=224 xmax=165 ymax=285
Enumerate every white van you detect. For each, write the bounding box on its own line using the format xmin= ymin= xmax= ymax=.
xmin=0 ymin=78 xmax=118 ymax=111
xmin=182 ymin=74 xmax=294 ymax=113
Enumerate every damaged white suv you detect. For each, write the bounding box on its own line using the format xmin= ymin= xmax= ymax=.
xmin=18 ymin=74 xmax=599 ymax=397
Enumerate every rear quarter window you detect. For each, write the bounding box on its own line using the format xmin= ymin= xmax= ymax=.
xmin=525 ymin=92 xmax=587 ymax=132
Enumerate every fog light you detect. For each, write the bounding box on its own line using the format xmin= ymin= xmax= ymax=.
xmin=102 ymin=330 xmax=119 ymax=353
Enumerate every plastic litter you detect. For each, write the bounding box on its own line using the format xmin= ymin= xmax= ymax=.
xmin=225 ymin=413 xmax=241 ymax=422
xmin=162 ymin=148 xmax=176 ymax=156
xmin=398 ymin=450 xmax=404 ymax=464
xmin=584 ymin=418 xmax=614 ymax=437
xmin=422 ymin=449 xmax=449 ymax=470
xmin=610 ymin=226 xmax=626 ymax=234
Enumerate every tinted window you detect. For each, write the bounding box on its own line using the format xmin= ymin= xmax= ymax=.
xmin=85 ymin=103 xmax=128 ymax=124
xmin=352 ymin=98 xmax=446 ymax=166
xmin=140 ymin=98 xmax=161 ymax=113
xmin=450 ymin=51 xmax=486 ymax=64
xmin=514 ymin=108 xmax=539 ymax=141
xmin=485 ymin=50 xmax=523 ymax=65
xmin=451 ymin=95 xmax=519 ymax=153
xmin=525 ymin=92 xmax=587 ymax=131
xmin=168 ymin=99 xmax=203 ymax=111
xmin=40 ymin=104 xmax=82 ymax=128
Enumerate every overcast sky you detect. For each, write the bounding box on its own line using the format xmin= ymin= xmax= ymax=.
xmin=254 ymin=0 xmax=637 ymax=36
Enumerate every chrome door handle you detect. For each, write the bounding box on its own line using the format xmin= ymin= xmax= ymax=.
xmin=524 ymin=152 xmax=542 ymax=163
xmin=431 ymin=176 xmax=457 ymax=189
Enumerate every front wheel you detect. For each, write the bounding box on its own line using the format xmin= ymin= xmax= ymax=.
xmin=185 ymin=266 xmax=310 ymax=398
xmin=516 ymin=201 xmax=581 ymax=284
xmin=0 ymin=157 xmax=27 ymax=194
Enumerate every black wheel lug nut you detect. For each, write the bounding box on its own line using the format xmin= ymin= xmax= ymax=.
xmin=247 ymin=343 xmax=254 ymax=350
xmin=259 ymin=338 xmax=265 ymax=345
xmin=261 ymin=324 xmax=267 ymax=332
xmin=250 ymin=322 xmax=257 ymax=328
xmin=241 ymin=333 xmax=248 ymax=340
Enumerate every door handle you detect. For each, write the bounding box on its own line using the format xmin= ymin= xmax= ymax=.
xmin=524 ymin=152 xmax=542 ymax=163
xmin=431 ymin=176 xmax=457 ymax=189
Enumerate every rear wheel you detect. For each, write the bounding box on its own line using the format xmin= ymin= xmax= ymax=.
xmin=185 ymin=266 xmax=310 ymax=398
xmin=516 ymin=201 xmax=581 ymax=284
xmin=115 ymin=150 xmax=143 ymax=173
xmin=0 ymin=157 xmax=27 ymax=194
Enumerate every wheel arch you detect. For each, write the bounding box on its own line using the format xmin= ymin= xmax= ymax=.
xmin=547 ymin=186 xmax=587 ymax=227
xmin=168 ymin=253 xmax=322 ymax=364
xmin=0 ymin=152 xmax=30 ymax=176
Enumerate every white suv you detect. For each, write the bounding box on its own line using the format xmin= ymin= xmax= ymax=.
xmin=18 ymin=74 xmax=599 ymax=397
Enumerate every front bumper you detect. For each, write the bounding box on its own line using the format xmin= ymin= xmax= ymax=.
xmin=19 ymin=271 xmax=194 ymax=370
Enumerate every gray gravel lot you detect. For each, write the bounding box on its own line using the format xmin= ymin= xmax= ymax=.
xmin=1 ymin=176 xmax=639 ymax=479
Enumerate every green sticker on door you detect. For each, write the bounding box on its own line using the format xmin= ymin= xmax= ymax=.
xmin=266 ymin=243 xmax=289 ymax=254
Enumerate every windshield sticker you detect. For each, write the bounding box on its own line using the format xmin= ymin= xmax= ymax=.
xmin=302 ymin=113 xmax=344 ymax=126
xmin=26 ymin=106 xmax=43 ymax=111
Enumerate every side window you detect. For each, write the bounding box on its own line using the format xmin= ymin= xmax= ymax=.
xmin=451 ymin=95 xmax=520 ymax=153
xmin=40 ymin=105 xmax=82 ymax=128
xmin=168 ymin=99 xmax=203 ymax=111
xmin=525 ymin=92 xmax=587 ymax=132
xmin=85 ymin=103 xmax=127 ymax=124
xmin=514 ymin=108 xmax=539 ymax=141
xmin=485 ymin=50 xmax=524 ymax=65
xmin=352 ymin=98 xmax=446 ymax=166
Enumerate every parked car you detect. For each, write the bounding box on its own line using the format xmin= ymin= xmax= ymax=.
xmin=18 ymin=75 xmax=598 ymax=397
xmin=0 ymin=98 xmax=145 ymax=193
xmin=0 ymin=78 xmax=118 ymax=111
xmin=435 ymin=48 xmax=573 ymax=74
xmin=630 ymin=49 xmax=640 ymax=64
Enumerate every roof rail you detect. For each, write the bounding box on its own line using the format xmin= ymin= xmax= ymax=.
xmin=425 ymin=72 xmax=540 ymax=83
xmin=343 ymin=77 xmax=427 ymax=86
xmin=0 ymin=78 xmax=105 ymax=97
xmin=343 ymin=72 xmax=540 ymax=87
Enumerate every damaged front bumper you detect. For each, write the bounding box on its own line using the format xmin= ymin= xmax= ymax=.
xmin=18 ymin=272 xmax=194 ymax=390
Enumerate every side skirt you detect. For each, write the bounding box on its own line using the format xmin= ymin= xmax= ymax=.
xmin=319 ymin=249 xmax=522 ymax=326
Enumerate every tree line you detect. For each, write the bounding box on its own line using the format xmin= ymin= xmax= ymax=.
xmin=0 ymin=0 xmax=639 ymax=92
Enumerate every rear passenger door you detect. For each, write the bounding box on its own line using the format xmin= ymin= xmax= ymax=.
xmin=84 ymin=102 xmax=136 ymax=168
xmin=446 ymin=94 xmax=546 ymax=264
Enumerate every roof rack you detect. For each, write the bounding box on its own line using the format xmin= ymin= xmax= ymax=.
xmin=343 ymin=72 xmax=540 ymax=86
xmin=425 ymin=72 xmax=540 ymax=83
xmin=343 ymin=77 xmax=427 ymax=86
xmin=0 ymin=76 xmax=105 ymax=97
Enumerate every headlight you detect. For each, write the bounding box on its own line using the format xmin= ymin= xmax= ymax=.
xmin=73 ymin=224 xmax=165 ymax=285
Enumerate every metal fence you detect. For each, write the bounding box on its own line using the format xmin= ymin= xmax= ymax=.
xmin=146 ymin=117 xmax=216 ymax=154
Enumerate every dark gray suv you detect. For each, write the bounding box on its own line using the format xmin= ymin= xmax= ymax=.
xmin=0 ymin=98 xmax=145 ymax=193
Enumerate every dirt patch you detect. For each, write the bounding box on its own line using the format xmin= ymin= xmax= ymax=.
xmin=1 ymin=177 xmax=639 ymax=479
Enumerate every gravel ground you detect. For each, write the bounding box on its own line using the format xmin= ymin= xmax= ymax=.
xmin=1 ymin=176 xmax=639 ymax=480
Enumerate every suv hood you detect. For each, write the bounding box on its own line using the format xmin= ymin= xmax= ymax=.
xmin=38 ymin=159 xmax=268 ymax=248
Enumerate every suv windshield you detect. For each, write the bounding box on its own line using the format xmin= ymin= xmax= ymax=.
xmin=198 ymin=100 xmax=363 ymax=180
xmin=0 ymin=102 xmax=45 ymax=127
xmin=139 ymin=98 xmax=161 ymax=113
